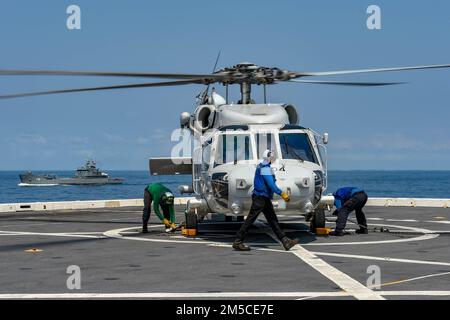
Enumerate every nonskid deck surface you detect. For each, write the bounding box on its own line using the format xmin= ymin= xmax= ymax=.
xmin=0 ymin=206 xmax=449 ymax=300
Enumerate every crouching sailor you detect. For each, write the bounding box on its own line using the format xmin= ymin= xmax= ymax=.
xmin=142 ymin=183 xmax=176 ymax=233
xmin=330 ymin=187 xmax=368 ymax=236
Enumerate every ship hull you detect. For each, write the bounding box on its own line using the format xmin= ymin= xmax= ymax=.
xmin=19 ymin=174 xmax=124 ymax=186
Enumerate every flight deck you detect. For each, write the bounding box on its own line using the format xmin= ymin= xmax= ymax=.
xmin=0 ymin=204 xmax=449 ymax=300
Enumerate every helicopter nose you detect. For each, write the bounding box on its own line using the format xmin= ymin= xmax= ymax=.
xmin=276 ymin=169 xmax=315 ymax=204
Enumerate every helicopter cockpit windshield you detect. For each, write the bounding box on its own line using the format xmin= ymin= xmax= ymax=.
xmin=210 ymin=129 xmax=321 ymax=167
xmin=214 ymin=133 xmax=253 ymax=167
xmin=279 ymin=132 xmax=319 ymax=164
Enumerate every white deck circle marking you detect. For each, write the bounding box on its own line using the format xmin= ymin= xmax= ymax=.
xmin=103 ymin=222 xmax=438 ymax=247
xmin=303 ymin=223 xmax=439 ymax=246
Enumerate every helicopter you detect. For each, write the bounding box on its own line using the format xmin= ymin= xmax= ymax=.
xmin=1 ymin=61 xmax=450 ymax=231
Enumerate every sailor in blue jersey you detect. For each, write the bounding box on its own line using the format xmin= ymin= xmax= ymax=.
xmin=330 ymin=187 xmax=368 ymax=236
xmin=232 ymin=150 xmax=299 ymax=251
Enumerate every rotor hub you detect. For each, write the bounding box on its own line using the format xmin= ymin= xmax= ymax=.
xmin=214 ymin=63 xmax=294 ymax=85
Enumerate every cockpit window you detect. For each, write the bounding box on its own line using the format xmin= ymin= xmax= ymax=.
xmin=214 ymin=134 xmax=253 ymax=166
xmin=279 ymin=133 xmax=318 ymax=164
xmin=255 ymin=133 xmax=278 ymax=160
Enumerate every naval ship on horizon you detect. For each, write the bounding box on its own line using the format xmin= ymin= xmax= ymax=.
xmin=19 ymin=160 xmax=124 ymax=186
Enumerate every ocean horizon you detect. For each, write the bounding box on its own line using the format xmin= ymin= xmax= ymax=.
xmin=0 ymin=170 xmax=449 ymax=204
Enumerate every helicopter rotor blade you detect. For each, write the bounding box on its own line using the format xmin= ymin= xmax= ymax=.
xmin=287 ymin=80 xmax=405 ymax=86
xmin=0 ymin=79 xmax=204 ymax=100
xmin=292 ymin=64 xmax=450 ymax=78
xmin=0 ymin=69 xmax=224 ymax=81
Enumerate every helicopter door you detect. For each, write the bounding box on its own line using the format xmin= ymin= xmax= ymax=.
xmin=192 ymin=138 xmax=213 ymax=195
xmin=313 ymin=132 xmax=328 ymax=190
xmin=192 ymin=144 xmax=204 ymax=195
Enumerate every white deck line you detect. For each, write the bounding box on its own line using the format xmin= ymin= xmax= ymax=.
xmin=1 ymin=197 xmax=449 ymax=214
xmin=265 ymin=233 xmax=384 ymax=300
xmin=289 ymin=245 xmax=385 ymax=300
xmin=311 ymin=251 xmax=450 ymax=267
xmin=0 ymin=291 xmax=448 ymax=299
xmin=0 ymin=292 xmax=349 ymax=299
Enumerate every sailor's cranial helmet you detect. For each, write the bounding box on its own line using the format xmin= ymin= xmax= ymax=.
xmin=263 ymin=149 xmax=276 ymax=163
xmin=161 ymin=192 xmax=175 ymax=205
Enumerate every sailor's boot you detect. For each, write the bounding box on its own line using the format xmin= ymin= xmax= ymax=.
xmin=355 ymin=227 xmax=368 ymax=234
xmin=281 ymin=237 xmax=299 ymax=251
xmin=232 ymin=240 xmax=251 ymax=251
xmin=329 ymin=229 xmax=351 ymax=236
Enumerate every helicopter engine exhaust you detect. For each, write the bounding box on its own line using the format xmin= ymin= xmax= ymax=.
xmin=194 ymin=105 xmax=215 ymax=131
xmin=284 ymin=104 xmax=299 ymax=125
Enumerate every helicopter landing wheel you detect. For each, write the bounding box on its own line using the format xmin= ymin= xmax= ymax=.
xmin=309 ymin=208 xmax=326 ymax=233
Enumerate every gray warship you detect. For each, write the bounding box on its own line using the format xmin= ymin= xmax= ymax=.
xmin=19 ymin=160 xmax=124 ymax=186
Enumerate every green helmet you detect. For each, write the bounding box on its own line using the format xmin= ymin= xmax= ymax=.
xmin=161 ymin=192 xmax=174 ymax=205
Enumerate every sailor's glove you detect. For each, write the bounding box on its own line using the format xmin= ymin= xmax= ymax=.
xmin=165 ymin=222 xmax=177 ymax=233
xmin=281 ymin=192 xmax=291 ymax=202
xmin=163 ymin=218 xmax=171 ymax=228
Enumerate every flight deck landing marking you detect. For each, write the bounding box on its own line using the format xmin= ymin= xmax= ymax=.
xmin=1 ymin=220 xmax=449 ymax=300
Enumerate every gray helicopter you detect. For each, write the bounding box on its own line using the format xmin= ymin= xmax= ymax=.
xmin=1 ymin=61 xmax=450 ymax=231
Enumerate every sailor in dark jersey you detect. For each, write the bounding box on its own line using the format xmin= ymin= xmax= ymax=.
xmin=330 ymin=187 xmax=368 ymax=236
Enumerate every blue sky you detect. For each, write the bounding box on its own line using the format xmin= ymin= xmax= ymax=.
xmin=0 ymin=0 xmax=449 ymax=170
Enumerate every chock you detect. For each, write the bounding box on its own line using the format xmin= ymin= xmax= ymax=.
xmin=316 ymin=228 xmax=331 ymax=235
xmin=182 ymin=227 xmax=197 ymax=236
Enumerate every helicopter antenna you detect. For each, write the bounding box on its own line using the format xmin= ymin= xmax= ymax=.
xmin=212 ymin=50 xmax=221 ymax=73
xmin=196 ymin=50 xmax=221 ymax=105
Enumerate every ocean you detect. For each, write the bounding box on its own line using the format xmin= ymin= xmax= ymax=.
xmin=0 ymin=170 xmax=449 ymax=204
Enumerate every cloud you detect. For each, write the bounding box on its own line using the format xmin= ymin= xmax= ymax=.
xmin=72 ymin=149 xmax=95 ymax=157
xmin=63 ymin=136 xmax=90 ymax=144
xmin=368 ymin=134 xmax=425 ymax=151
xmin=152 ymin=129 xmax=169 ymax=140
xmin=101 ymin=132 xmax=125 ymax=143
xmin=329 ymin=134 xmax=450 ymax=152
xmin=136 ymin=137 xmax=150 ymax=144
xmin=14 ymin=134 xmax=48 ymax=145
xmin=330 ymin=140 xmax=354 ymax=151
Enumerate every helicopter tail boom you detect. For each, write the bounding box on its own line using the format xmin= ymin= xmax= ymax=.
xmin=149 ymin=157 xmax=192 ymax=176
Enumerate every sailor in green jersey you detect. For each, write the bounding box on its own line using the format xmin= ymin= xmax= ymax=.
xmin=142 ymin=183 xmax=176 ymax=233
